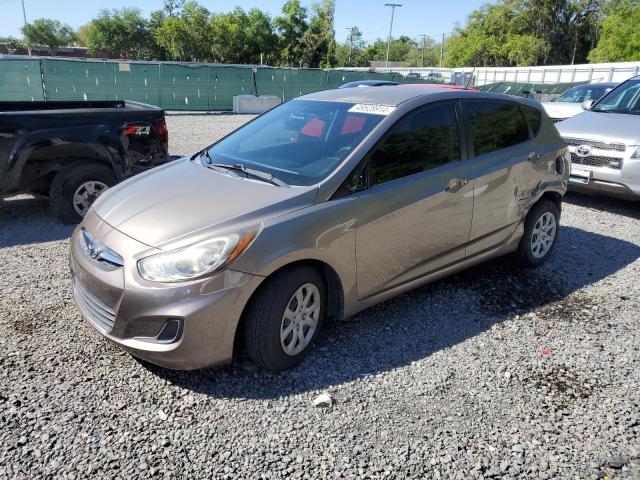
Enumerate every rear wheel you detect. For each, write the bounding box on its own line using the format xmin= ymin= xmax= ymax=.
xmin=244 ymin=266 xmax=325 ymax=372
xmin=49 ymin=162 xmax=116 ymax=224
xmin=516 ymin=199 xmax=560 ymax=267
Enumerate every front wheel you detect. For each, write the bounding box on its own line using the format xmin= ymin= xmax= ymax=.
xmin=244 ymin=266 xmax=326 ymax=372
xmin=516 ymin=199 xmax=560 ymax=267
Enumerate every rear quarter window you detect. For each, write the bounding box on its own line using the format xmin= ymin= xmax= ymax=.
xmin=466 ymin=101 xmax=530 ymax=156
xmin=521 ymin=105 xmax=542 ymax=137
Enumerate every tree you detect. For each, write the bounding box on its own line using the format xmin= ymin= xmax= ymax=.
xmin=209 ymin=7 xmax=277 ymax=64
xmin=364 ymin=36 xmax=416 ymax=64
xmin=0 ymin=36 xmax=27 ymax=54
xmin=21 ymin=18 xmax=75 ymax=55
xmin=443 ymin=0 xmax=603 ymax=67
xmin=75 ymin=25 xmax=90 ymax=47
xmin=404 ymin=37 xmax=440 ymax=67
xmin=154 ymin=1 xmax=211 ymax=61
xmin=274 ymin=0 xmax=308 ymax=66
xmin=300 ymin=0 xmax=336 ymax=68
xmin=335 ymin=27 xmax=368 ymax=66
xmin=86 ymin=8 xmax=153 ymax=59
xmin=588 ymin=0 xmax=640 ymax=62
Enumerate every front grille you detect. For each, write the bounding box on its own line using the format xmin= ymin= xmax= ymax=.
xmin=570 ymin=152 xmax=622 ymax=170
xmin=564 ymin=138 xmax=626 ymax=152
xmin=74 ymin=280 xmax=116 ymax=332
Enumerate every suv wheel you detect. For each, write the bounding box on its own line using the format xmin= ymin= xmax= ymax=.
xmin=49 ymin=162 xmax=116 ymax=224
xmin=244 ymin=266 xmax=325 ymax=371
xmin=516 ymin=199 xmax=560 ymax=267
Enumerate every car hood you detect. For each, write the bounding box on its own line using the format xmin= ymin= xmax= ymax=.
xmin=92 ymin=158 xmax=317 ymax=248
xmin=555 ymin=111 xmax=640 ymax=145
xmin=541 ymin=102 xmax=583 ymax=120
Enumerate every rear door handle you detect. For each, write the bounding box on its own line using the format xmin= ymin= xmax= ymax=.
xmin=445 ymin=178 xmax=469 ymax=193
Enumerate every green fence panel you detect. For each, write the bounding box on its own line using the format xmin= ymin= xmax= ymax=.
xmin=290 ymin=68 xmax=327 ymax=99
xmin=42 ymin=59 xmax=116 ymax=101
xmin=0 ymin=59 xmax=44 ymax=101
xmin=209 ymin=66 xmax=254 ymax=110
xmin=113 ymin=62 xmax=161 ymax=106
xmin=255 ymin=68 xmax=287 ymax=100
xmin=157 ymin=63 xmax=212 ymax=110
xmin=326 ymin=69 xmax=365 ymax=89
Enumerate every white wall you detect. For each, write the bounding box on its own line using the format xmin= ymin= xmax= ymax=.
xmin=345 ymin=61 xmax=640 ymax=86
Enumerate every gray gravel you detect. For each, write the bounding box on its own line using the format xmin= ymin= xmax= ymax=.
xmin=1 ymin=114 xmax=639 ymax=479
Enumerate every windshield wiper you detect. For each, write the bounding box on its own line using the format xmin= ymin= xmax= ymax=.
xmin=204 ymin=159 xmax=287 ymax=187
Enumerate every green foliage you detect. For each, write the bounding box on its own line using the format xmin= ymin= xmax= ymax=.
xmin=444 ymin=0 xmax=603 ymax=67
xmin=274 ymin=0 xmax=308 ymax=66
xmin=86 ymin=8 xmax=153 ymax=59
xmin=300 ymin=0 xmax=336 ymax=68
xmin=334 ymin=27 xmax=369 ymax=67
xmin=363 ymin=36 xmax=417 ymax=64
xmin=588 ymin=0 xmax=640 ymax=62
xmin=21 ymin=18 xmax=76 ymax=54
xmin=154 ymin=1 xmax=211 ymax=61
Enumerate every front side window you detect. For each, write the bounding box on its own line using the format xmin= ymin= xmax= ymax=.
xmin=209 ymin=100 xmax=384 ymax=186
xmin=592 ymin=79 xmax=640 ymax=114
xmin=367 ymin=103 xmax=461 ymax=186
xmin=466 ymin=101 xmax=530 ymax=156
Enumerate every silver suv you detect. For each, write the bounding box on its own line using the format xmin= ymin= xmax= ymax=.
xmin=70 ymin=86 xmax=569 ymax=371
xmin=556 ymin=76 xmax=640 ymax=199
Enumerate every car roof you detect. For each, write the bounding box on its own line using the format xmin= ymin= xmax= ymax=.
xmin=298 ymin=84 xmax=528 ymax=108
xmin=340 ymin=80 xmax=400 ymax=88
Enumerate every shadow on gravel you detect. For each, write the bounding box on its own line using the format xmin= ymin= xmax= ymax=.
xmin=565 ymin=191 xmax=640 ymax=220
xmin=0 ymin=196 xmax=73 ymax=248
xmin=146 ymin=225 xmax=640 ymax=399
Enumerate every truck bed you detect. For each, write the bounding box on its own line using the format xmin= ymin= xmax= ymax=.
xmin=0 ymin=100 xmax=161 ymax=113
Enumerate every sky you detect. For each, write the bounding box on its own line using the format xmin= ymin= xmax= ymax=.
xmin=0 ymin=0 xmax=485 ymax=43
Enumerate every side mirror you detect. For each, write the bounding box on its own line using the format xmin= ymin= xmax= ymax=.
xmin=582 ymin=99 xmax=595 ymax=111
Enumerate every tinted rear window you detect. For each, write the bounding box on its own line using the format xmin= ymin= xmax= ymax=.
xmin=466 ymin=101 xmax=530 ymax=156
xmin=521 ymin=105 xmax=542 ymax=137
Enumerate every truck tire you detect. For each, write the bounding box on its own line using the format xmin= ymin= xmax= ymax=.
xmin=49 ymin=162 xmax=116 ymax=224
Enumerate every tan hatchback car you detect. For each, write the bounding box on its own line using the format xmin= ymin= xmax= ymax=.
xmin=70 ymin=86 xmax=569 ymax=371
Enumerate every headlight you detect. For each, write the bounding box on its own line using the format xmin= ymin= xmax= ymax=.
xmin=138 ymin=229 xmax=258 ymax=282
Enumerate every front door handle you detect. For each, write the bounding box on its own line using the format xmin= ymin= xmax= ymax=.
xmin=445 ymin=178 xmax=469 ymax=193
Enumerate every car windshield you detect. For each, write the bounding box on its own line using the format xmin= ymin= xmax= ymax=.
xmin=207 ymin=100 xmax=385 ymax=186
xmin=591 ymin=79 xmax=640 ymax=114
xmin=554 ymin=85 xmax=611 ymax=103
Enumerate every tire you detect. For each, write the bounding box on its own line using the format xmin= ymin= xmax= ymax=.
xmin=516 ymin=199 xmax=560 ymax=267
xmin=49 ymin=162 xmax=116 ymax=224
xmin=244 ymin=265 xmax=326 ymax=372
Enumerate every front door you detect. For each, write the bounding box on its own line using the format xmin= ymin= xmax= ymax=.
xmin=353 ymin=101 xmax=474 ymax=299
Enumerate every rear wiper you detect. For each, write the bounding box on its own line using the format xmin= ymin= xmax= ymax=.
xmin=204 ymin=159 xmax=287 ymax=187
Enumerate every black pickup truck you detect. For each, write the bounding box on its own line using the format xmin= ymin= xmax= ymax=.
xmin=0 ymin=100 xmax=168 ymax=223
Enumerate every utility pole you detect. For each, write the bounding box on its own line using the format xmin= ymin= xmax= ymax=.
xmin=384 ymin=3 xmax=402 ymax=68
xmin=440 ymin=32 xmax=445 ymax=68
xmin=346 ymin=27 xmax=355 ymax=66
xmin=419 ymin=34 xmax=427 ymax=68
xmin=21 ymin=0 xmax=31 ymax=56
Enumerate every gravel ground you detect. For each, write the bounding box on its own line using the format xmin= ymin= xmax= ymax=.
xmin=1 ymin=114 xmax=639 ymax=479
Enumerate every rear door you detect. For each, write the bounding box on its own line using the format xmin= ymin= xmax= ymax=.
xmin=352 ymin=101 xmax=474 ymax=299
xmin=462 ymin=100 xmax=533 ymax=255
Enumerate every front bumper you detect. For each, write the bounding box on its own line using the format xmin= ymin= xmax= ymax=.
xmin=70 ymin=210 xmax=264 ymax=370
xmin=566 ymin=145 xmax=640 ymax=200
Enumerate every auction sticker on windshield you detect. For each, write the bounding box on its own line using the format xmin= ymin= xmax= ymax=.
xmin=348 ymin=104 xmax=396 ymax=115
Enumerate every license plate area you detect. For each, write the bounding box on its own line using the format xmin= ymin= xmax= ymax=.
xmin=570 ymin=167 xmax=592 ymax=184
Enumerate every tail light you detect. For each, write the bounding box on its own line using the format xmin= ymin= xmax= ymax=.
xmin=156 ymin=119 xmax=169 ymax=153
